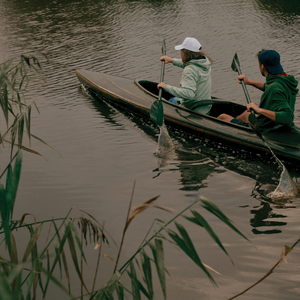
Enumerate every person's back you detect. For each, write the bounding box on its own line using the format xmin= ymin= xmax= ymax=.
xmin=258 ymin=74 xmax=298 ymax=129
xmin=168 ymin=55 xmax=211 ymax=111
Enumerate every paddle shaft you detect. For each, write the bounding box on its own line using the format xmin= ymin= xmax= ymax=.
xmin=158 ymin=59 xmax=165 ymax=101
xmin=232 ymin=55 xmax=252 ymax=105
xmin=158 ymin=40 xmax=167 ymax=101
xmin=232 ymin=53 xmax=260 ymax=123
xmin=231 ymin=53 xmax=266 ymax=141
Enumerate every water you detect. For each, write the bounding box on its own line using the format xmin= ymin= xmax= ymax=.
xmin=1 ymin=0 xmax=300 ymax=299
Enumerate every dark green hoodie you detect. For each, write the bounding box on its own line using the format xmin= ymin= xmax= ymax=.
xmin=257 ymin=74 xmax=298 ymax=129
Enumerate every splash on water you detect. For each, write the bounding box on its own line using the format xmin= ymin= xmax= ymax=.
xmin=263 ymin=142 xmax=298 ymax=199
xmin=267 ymin=165 xmax=298 ymax=199
xmin=155 ymin=124 xmax=174 ymax=158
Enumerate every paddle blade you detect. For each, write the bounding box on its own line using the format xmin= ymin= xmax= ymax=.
xmin=150 ymin=99 xmax=164 ymax=126
xmin=231 ymin=53 xmax=240 ymax=74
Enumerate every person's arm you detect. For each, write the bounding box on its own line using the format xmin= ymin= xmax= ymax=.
xmin=247 ymin=102 xmax=276 ymax=121
xmin=238 ymin=75 xmax=265 ymax=91
xmin=157 ymin=64 xmax=196 ymax=100
xmin=247 ymin=100 xmax=294 ymax=126
xmin=160 ymin=56 xmax=173 ymax=64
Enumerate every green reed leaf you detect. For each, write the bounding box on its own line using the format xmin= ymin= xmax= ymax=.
xmin=30 ymin=236 xmax=39 ymax=299
xmin=116 ymin=282 xmax=124 ymax=300
xmin=165 ymin=223 xmax=216 ymax=285
xmin=95 ymin=271 xmax=121 ymax=300
xmin=2 ymin=166 xmax=12 ymax=254
xmin=141 ymin=249 xmax=153 ymax=300
xmin=9 ymin=151 xmax=22 ymax=219
xmin=184 ymin=210 xmax=231 ymax=260
xmin=201 ymin=198 xmax=249 ymax=241
xmin=9 ymin=232 xmax=18 ymax=265
xmin=22 ymin=224 xmax=43 ymax=263
xmin=25 ymin=105 xmax=31 ymax=143
xmin=66 ymin=226 xmax=80 ymax=276
xmin=38 ymin=265 xmax=73 ymax=298
xmin=128 ymin=261 xmax=141 ymax=300
xmin=18 ymin=114 xmax=24 ymax=147
xmin=0 ymin=271 xmax=14 ymax=300
xmin=149 ymin=238 xmax=166 ymax=299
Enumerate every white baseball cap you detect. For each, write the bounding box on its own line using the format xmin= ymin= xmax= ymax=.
xmin=175 ymin=37 xmax=202 ymax=52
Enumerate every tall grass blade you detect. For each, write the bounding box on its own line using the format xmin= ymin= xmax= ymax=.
xmin=141 ymin=249 xmax=153 ymax=300
xmin=165 ymin=222 xmax=216 ymax=285
xmin=0 ymin=264 xmax=24 ymax=300
xmin=54 ymin=229 xmax=71 ymax=293
xmin=0 ymin=83 xmax=9 ymax=125
xmin=39 ymin=266 xmax=74 ymax=299
xmin=116 ymin=282 xmax=124 ymax=300
xmin=22 ymin=224 xmax=43 ymax=262
xmin=184 ymin=210 xmax=231 ymax=260
xmin=1 ymin=167 xmax=13 ymax=255
xmin=149 ymin=239 xmax=166 ymax=299
xmin=10 ymin=118 xmax=18 ymax=158
xmin=9 ymin=232 xmax=18 ymax=265
xmin=25 ymin=106 xmax=31 ymax=144
xmin=0 ymin=270 xmax=14 ymax=300
xmin=18 ymin=114 xmax=24 ymax=147
xmin=10 ymin=150 xmax=22 ymax=218
xmin=201 ymin=198 xmax=249 ymax=241
xmin=43 ymin=224 xmax=69 ymax=295
xmin=94 ymin=271 xmax=121 ymax=300
xmin=66 ymin=223 xmax=90 ymax=296
xmin=30 ymin=238 xmax=39 ymax=300
xmin=127 ymin=261 xmax=141 ymax=300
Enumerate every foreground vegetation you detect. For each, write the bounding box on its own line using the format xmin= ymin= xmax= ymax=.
xmin=0 ymin=56 xmax=298 ymax=299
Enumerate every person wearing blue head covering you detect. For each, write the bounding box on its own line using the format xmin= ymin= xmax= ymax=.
xmin=218 ymin=49 xmax=298 ymax=129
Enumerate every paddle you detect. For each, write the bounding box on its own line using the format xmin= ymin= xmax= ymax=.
xmin=150 ymin=39 xmax=166 ymax=127
xmin=231 ymin=53 xmax=261 ymax=136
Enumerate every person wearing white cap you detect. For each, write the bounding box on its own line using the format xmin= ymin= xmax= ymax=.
xmin=157 ymin=37 xmax=213 ymax=114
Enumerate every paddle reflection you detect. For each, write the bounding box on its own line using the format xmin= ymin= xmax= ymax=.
xmin=250 ymin=202 xmax=287 ymax=235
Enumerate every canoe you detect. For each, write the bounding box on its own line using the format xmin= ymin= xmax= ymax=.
xmin=75 ymin=69 xmax=300 ymax=164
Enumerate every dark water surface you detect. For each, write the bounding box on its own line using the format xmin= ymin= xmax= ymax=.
xmin=1 ymin=0 xmax=300 ymax=299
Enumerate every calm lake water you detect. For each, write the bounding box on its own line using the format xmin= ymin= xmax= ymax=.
xmin=1 ymin=0 xmax=300 ymax=299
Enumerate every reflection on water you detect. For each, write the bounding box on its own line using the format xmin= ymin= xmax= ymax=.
xmin=250 ymin=202 xmax=287 ymax=235
xmin=85 ymin=88 xmax=300 ymax=236
xmin=254 ymin=0 xmax=300 ymax=16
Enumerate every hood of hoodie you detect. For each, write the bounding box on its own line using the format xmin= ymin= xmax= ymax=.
xmin=187 ymin=57 xmax=211 ymax=74
xmin=266 ymin=74 xmax=299 ymax=96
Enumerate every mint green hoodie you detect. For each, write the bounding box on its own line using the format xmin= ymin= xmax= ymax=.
xmin=164 ymin=57 xmax=212 ymax=113
xmin=258 ymin=74 xmax=298 ymax=129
